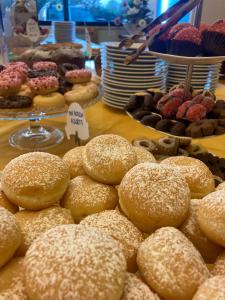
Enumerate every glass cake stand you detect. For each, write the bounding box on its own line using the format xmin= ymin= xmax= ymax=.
xmin=0 ymin=106 xmax=67 ymax=151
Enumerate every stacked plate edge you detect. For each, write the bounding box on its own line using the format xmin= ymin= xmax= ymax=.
xmin=101 ymin=42 xmax=166 ymax=110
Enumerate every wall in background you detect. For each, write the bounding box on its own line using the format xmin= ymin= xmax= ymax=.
xmin=201 ymin=0 xmax=225 ymax=24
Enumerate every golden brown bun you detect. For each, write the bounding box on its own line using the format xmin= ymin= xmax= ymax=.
xmin=180 ymin=199 xmax=223 ymax=263
xmin=212 ymin=252 xmax=225 ymax=276
xmin=0 ymin=208 xmax=21 ymax=268
xmin=161 ymin=156 xmax=215 ymax=199
xmin=63 ymin=146 xmax=86 ymax=179
xmin=0 ymin=257 xmax=28 ymax=300
xmin=61 ymin=175 xmax=118 ymax=223
xmin=216 ymin=181 xmax=225 ymax=191
xmin=119 ymin=163 xmax=190 ymax=233
xmin=193 ymin=276 xmax=225 ymax=300
xmin=15 ymin=206 xmax=74 ymax=256
xmin=196 ymin=190 xmax=225 ymax=247
xmin=1 ymin=152 xmax=70 ymax=210
xmin=33 ymin=92 xmax=65 ymax=109
xmin=0 ymin=188 xmax=18 ymax=214
xmin=133 ymin=146 xmax=156 ymax=164
xmin=122 ymin=273 xmax=160 ymax=300
xmin=137 ymin=227 xmax=210 ymax=300
xmin=25 ymin=224 xmax=126 ymax=300
xmin=82 ymin=134 xmax=137 ymax=185
xmin=80 ymin=210 xmax=143 ymax=272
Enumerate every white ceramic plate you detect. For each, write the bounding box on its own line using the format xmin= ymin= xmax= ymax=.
xmin=102 ymin=98 xmax=125 ymax=110
xmin=103 ymin=78 xmax=162 ymax=88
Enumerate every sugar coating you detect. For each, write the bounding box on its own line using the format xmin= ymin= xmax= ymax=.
xmin=174 ymin=27 xmax=201 ymax=44
xmin=63 ymin=146 xmax=86 ymax=178
xmin=193 ymin=276 xmax=225 ymax=300
xmin=121 ymin=273 xmax=160 ymax=300
xmin=212 ymin=252 xmax=225 ymax=276
xmin=25 ymin=224 xmax=126 ymax=300
xmin=216 ymin=181 xmax=225 ymax=191
xmin=0 ymin=207 xmax=19 ymax=246
xmin=198 ymin=190 xmax=225 ymax=217
xmin=80 ymin=210 xmax=143 ymax=263
xmin=1 ymin=152 xmax=69 ymax=194
xmin=137 ymin=227 xmax=209 ymax=300
xmin=133 ymin=146 xmax=156 ymax=164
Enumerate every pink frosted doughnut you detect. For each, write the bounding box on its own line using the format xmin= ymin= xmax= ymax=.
xmin=27 ymin=76 xmax=59 ymax=95
xmin=4 ymin=66 xmax=28 ymax=83
xmin=33 ymin=61 xmax=58 ymax=71
xmin=65 ymin=69 xmax=92 ymax=84
xmin=0 ymin=73 xmax=22 ymax=96
xmin=6 ymin=62 xmax=28 ymax=71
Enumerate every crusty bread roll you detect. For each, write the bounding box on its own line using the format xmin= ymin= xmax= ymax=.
xmin=216 ymin=181 xmax=225 ymax=191
xmin=137 ymin=227 xmax=210 ymax=300
xmin=0 ymin=208 xmax=21 ymax=268
xmin=63 ymin=146 xmax=86 ymax=179
xmin=15 ymin=206 xmax=74 ymax=256
xmin=25 ymin=225 xmax=126 ymax=300
xmin=161 ymin=156 xmax=215 ymax=198
xmin=61 ymin=175 xmax=118 ymax=223
xmin=0 ymin=257 xmax=28 ymax=300
xmin=82 ymin=134 xmax=137 ymax=185
xmin=80 ymin=210 xmax=143 ymax=272
xmin=193 ymin=276 xmax=225 ymax=300
xmin=133 ymin=146 xmax=156 ymax=164
xmin=180 ymin=199 xmax=223 ymax=263
xmin=0 ymin=185 xmax=18 ymax=214
xmin=196 ymin=190 xmax=225 ymax=247
xmin=212 ymin=252 xmax=225 ymax=276
xmin=122 ymin=273 xmax=160 ymax=300
xmin=119 ymin=163 xmax=190 ymax=233
xmin=1 ymin=152 xmax=70 ymax=210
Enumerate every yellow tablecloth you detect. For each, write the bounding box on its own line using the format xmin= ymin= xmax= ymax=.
xmin=0 ymin=84 xmax=225 ymax=169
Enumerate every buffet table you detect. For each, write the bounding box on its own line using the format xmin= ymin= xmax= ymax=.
xmin=0 ymin=82 xmax=225 ymax=170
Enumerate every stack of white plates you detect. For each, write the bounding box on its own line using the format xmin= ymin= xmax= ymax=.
xmin=167 ymin=63 xmax=221 ymax=92
xmin=52 ymin=21 xmax=76 ymax=43
xmin=101 ymin=42 xmax=166 ymax=110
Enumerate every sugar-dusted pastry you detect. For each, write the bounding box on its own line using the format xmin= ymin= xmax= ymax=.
xmin=193 ymin=276 xmax=225 ymax=300
xmin=63 ymin=146 xmax=86 ymax=179
xmin=133 ymin=146 xmax=156 ymax=164
xmin=212 ymin=251 xmax=225 ymax=276
xmin=0 ymin=184 xmax=18 ymax=214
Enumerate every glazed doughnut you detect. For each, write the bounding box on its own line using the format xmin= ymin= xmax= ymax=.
xmin=119 ymin=163 xmax=190 ymax=233
xmin=64 ymin=84 xmax=98 ymax=105
xmin=193 ymin=276 xmax=225 ymax=300
xmin=0 ymin=73 xmax=22 ymax=96
xmin=27 ymin=76 xmax=59 ymax=95
xmin=0 ymin=185 xmax=18 ymax=214
xmin=15 ymin=206 xmax=74 ymax=256
xmin=0 ymin=208 xmax=21 ymax=268
xmin=133 ymin=146 xmax=156 ymax=164
xmin=137 ymin=227 xmax=210 ymax=300
xmin=82 ymin=134 xmax=137 ymax=185
xmin=33 ymin=92 xmax=65 ymax=109
xmin=216 ymin=181 xmax=225 ymax=191
xmin=196 ymin=190 xmax=225 ymax=247
xmin=61 ymin=175 xmax=118 ymax=223
xmin=24 ymin=225 xmax=126 ymax=300
xmin=1 ymin=152 xmax=70 ymax=210
xmin=122 ymin=273 xmax=160 ymax=300
xmin=17 ymin=84 xmax=33 ymax=97
xmin=33 ymin=61 xmax=57 ymax=71
xmin=80 ymin=210 xmax=144 ymax=272
xmin=161 ymin=156 xmax=215 ymax=198
xmin=63 ymin=146 xmax=86 ymax=179
xmin=212 ymin=252 xmax=225 ymax=276
xmin=0 ymin=257 xmax=28 ymax=300
xmin=65 ymin=69 xmax=92 ymax=84
xmin=132 ymin=138 xmax=158 ymax=154
xmin=180 ymin=199 xmax=223 ymax=263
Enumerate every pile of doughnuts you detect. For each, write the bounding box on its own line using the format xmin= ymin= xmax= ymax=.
xmin=0 ymin=60 xmax=100 ymax=111
xmin=1 ymin=134 xmax=225 ymax=299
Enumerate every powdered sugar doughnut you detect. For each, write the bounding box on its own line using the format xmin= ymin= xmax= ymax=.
xmin=161 ymin=156 xmax=215 ymax=198
xmin=196 ymin=190 xmax=225 ymax=247
xmin=216 ymin=181 xmax=225 ymax=191
xmin=24 ymin=225 xmax=126 ymax=300
xmin=0 ymin=208 xmax=21 ymax=268
xmin=27 ymin=76 xmax=59 ymax=95
xmin=61 ymin=175 xmax=118 ymax=223
xmin=82 ymin=134 xmax=137 ymax=185
xmin=1 ymin=152 xmax=70 ymax=210
xmin=212 ymin=252 xmax=225 ymax=276
xmin=119 ymin=163 xmax=190 ymax=233
xmin=33 ymin=61 xmax=57 ymax=71
xmin=80 ymin=210 xmax=144 ymax=272
xmin=15 ymin=206 xmax=74 ymax=256
xmin=0 ymin=187 xmax=18 ymax=214
xmin=122 ymin=273 xmax=160 ymax=300
xmin=65 ymin=69 xmax=92 ymax=84
xmin=137 ymin=227 xmax=210 ymax=300
xmin=193 ymin=276 xmax=225 ymax=300
xmin=133 ymin=146 xmax=156 ymax=164
xmin=63 ymin=146 xmax=86 ymax=179
xmin=180 ymin=199 xmax=223 ymax=263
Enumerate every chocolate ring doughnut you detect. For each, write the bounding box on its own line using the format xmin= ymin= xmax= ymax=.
xmin=59 ymin=63 xmax=79 ymax=76
xmin=0 ymin=95 xmax=32 ymax=109
xmin=132 ymin=138 xmax=158 ymax=154
xmin=28 ymin=69 xmax=58 ymax=79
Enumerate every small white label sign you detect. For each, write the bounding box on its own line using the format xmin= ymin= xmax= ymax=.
xmin=26 ymin=18 xmax=40 ymax=42
xmin=65 ymin=103 xmax=89 ymax=140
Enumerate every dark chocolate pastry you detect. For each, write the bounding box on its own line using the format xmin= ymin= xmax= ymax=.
xmin=141 ymin=114 xmax=161 ymax=126
xmin=142 ymin=94 xmax=154 ymax=111
xmin=132 ymin=110 xmax=151 ymax=120
xmin=0 ymin=65 xmax=5 ymax=73
xmin=58 ymin=77 xmax=73 ymax=94
xmin=59 ymin=63 xmax=79 ymax=76
xmin=28 ymin=69 xmax=58 ymax=78
xmin=0 ymin=96 xmax=32 ymax=109
xmin=153 ymin=92 xmax=164 ymax=105
xmin=125 ymin=95 xmax=142 ymax=113
xmin=186 ymin=119 xmax=218 ymax=138
xmin=155 ymin=119 xmax=173 ymax=132
xmin=215 ymin=126 xmax=225 ymax=135
xmin=170 ymin=122 xmax=186 ymax=136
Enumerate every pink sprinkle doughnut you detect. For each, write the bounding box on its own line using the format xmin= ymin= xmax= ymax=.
xmin=27 ymin=76 xmax=59 ymax=95
xmin=33 ymin=61 xmax=58 ymax=71
xmin=0 ymin=73 xmax=22 ymax=95
xmin=65 ymin=69 xmax=92 ymax=84
xmin=3 ymin=67 xmax=28 ymax=83
xmin=6 ymin=62 xmax=28 ymax=71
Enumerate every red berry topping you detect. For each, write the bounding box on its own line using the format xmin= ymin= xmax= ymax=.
xmin=201 ymin=96 xmax=215 ymax=113
xmin=168 ymin=23 xmax=193 ymax=39
xmin=161 ymin=97 xmax=183 ymax=118
xmin=210 ymin=20 xmax=225 ymax=34
xmin=186 ymin=104 xmax=207 ymax=122
xmin=173 ymin=27 xmax=201 ymax=45
xmin=176 ymin=101 xmax=192 ymax=119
